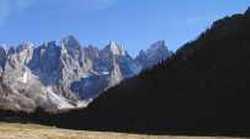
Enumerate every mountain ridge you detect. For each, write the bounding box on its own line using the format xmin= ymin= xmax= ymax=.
xmin=0 ymin=7 xmax=249 ymax=137
xmin=17 ymin=7 xmax=250 ymax=136
xmin=0 ymin=37 xmax=172 ymax=112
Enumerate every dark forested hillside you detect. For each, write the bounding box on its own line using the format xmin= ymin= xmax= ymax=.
xmin=2 ymin=8 xmax=250 ymax=136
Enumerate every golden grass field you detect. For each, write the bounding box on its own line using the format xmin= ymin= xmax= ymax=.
xmin=0 ymin=122 xmax=247 ymax=139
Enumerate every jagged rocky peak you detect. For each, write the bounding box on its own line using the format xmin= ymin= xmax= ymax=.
xmin=135 ymin=40 xmax=172 ymax=69
xmin=137 ymin=40 xmax=170 ymax=57
xmin=0 ymin=36 xmax=173 ymax=112
xmin=1 ymin=42 xmax=33 ymax=56
xmin=42 ymin=41 xmax=58 ymax=48
xmin=0 ymin=46 xmax=7 ymax=70
xmin=103 ymin=41 xmax=126 ymax=56
xmin=0 ymin=45 xmax=7 ymax=56
xmin=0 ymin=44 xmax=9 ymax=53
xmin=16 ymin=42 xmax=34 ymax=52
xmin=14 ymin=42 xmax=34 ymax=64
xmin=151 ymin=40 xmax=165 ymax=47
xmin=61 ymin=35 xmax=81 ymax=49
xmin=85 ymin=45 xmax=98 ymax=51
xmin=84 ymin=45 xmax=100 ymax=59
xmin=148 ymin=40 xmax=168 ymax=53
xmin=6 ymin=47 xmax=16 ymax=55
xmin=60 ymin=35 xmax=82 ymax=60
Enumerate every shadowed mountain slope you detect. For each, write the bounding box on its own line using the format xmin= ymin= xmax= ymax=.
xmin=1 ymin=7 xmax=250 ymax=137
xmin=41 ymin=8 xmax=250 ymax=135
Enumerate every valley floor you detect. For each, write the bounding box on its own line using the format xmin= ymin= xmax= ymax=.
xmin=0 ymin=122 xmax=247 ymax=139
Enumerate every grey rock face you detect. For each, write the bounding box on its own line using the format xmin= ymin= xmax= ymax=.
xmin=0 ymin=36 xmax=172 ymax=112
xmin=135 ymin=40 xmax=172 ymax=70
xmin=0 ymin=47 xmax=7 ymax=73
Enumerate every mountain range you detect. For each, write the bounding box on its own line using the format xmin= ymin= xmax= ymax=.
xmin=0 ymin=38 xmax=172 ymax=112
xmin=11 ymin=7 xmax=250 ymax=136
xmin=0 ymin=6 xmax=249 ymax=137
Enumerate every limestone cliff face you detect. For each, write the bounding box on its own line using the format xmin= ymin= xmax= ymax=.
xmin=0 ymin=36 xmax=172 ymax=112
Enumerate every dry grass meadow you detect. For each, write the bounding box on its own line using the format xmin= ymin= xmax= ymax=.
xmin=0 ymin=122 xmax=247 ymax=139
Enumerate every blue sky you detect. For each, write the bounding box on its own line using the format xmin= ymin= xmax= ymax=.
xmin=0 ymin=0 xmax=249 ymax=56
